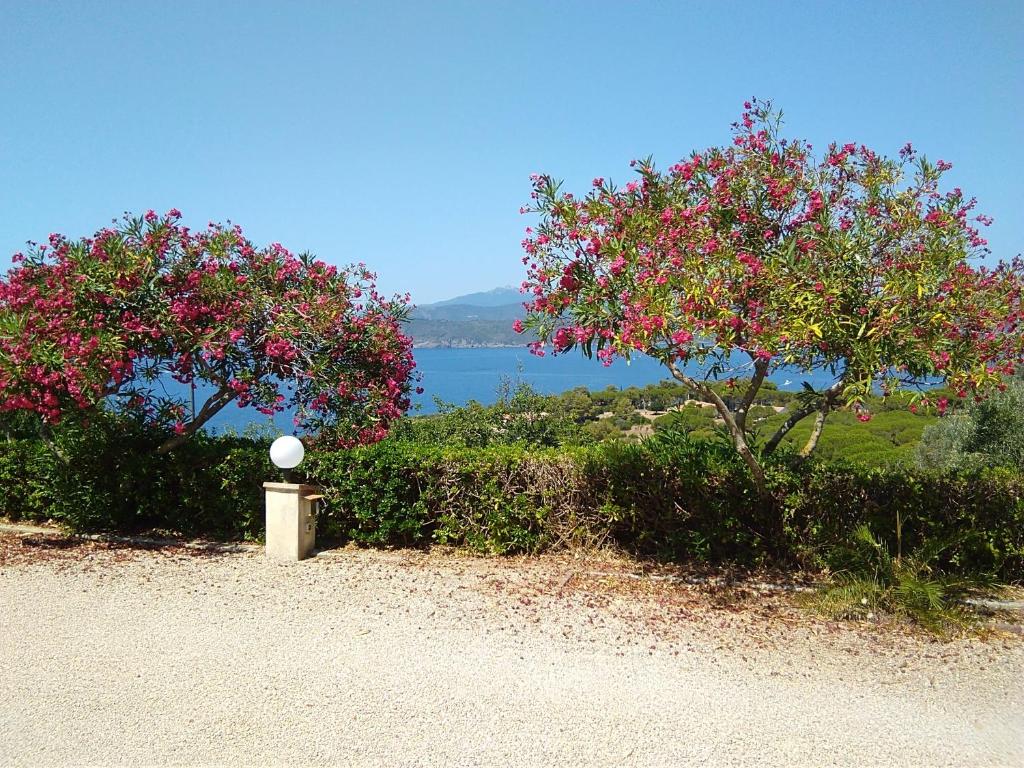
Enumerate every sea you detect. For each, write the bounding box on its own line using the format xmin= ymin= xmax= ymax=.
xmin=179 ymin=347 xmax=839 ymax=436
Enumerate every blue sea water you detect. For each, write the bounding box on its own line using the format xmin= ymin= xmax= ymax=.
xmin=186 ymin=347 xmax=838 ymax=435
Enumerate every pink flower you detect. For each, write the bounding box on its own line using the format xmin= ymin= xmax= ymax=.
xmin=553 ymin=327 xmax=572 ymax=351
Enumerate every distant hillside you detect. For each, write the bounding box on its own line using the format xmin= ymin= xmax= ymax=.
xmin=408 ymin=288 xmax=532 ymax=348
xmin=432 ymin=286 xmax=522 ymax=307
xmin=407 ymin=318 xmax=534 ymax=348
xmin=414 ymin=302 xmax=522 ymax=321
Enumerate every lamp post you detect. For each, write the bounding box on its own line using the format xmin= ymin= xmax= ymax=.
xmin=264 ymin=436 xmax=321 ymax=562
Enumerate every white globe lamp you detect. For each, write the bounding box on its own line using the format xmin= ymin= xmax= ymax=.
xmin=269 ymin=435 xmax=305 ymax=469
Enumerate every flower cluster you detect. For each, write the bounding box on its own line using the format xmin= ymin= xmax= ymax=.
xmin=0 ymin=211 xmax=417 ymax=449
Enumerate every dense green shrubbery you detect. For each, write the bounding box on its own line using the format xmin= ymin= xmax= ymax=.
xmin=779 ymin=460 xmax=1023 ymax=579
xmin=917 ymin=376 xmax=1024 ymax=471
xmin=3 ymin=420 xmax=1021 ymax=581
xmin=0 ymin=413 xmax=269 ymax=539
xmin=449 ymin=376 xmax=946 ymax=467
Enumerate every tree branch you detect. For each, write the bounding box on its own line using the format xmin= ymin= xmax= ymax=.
xmin=735 ymin=356 xmax=770 ymax=434
xmin=156 ymin=386 xmax=236 ymax=454
xmin=798 ymin=390 xmax=838 ymax=458
xmin=763 ymin=380 xmax=844 ymax=455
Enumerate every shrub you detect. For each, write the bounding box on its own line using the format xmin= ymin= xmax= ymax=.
xmin=782 ymin=461 xmax=1024 ymax=580
xmin=808 ymin=524 xmax=991 ymax=635
xmin=0 ymin=412 xmax=267 ymax=539
xmin=0 ymin=439 xmax=50 ymax=521
xmin=303 ymin=442 xmax=429 ymax=547
xmin=299 ymin=436 xmax=1024 ymax=580
xmin=394 ymin=379 xmax=591 ymax=449
xmin=917 ymin=377 xmax=1024 ymax=471
xmin=2 ymin=429 xmax=1021 ymax=581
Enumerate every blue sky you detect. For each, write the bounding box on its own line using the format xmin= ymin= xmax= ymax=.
xmin=1 ymin=1 xmax=1021 ymax=304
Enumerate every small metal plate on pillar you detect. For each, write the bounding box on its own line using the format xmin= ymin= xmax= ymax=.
xmin=264 ymin=482 xmax=319 ymax=561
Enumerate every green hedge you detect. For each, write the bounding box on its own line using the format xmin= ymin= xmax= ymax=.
xmin=0 ymin=425 xmax=269 ymax=540
xmin=2 ymin=433 xmax=1021 ymax=580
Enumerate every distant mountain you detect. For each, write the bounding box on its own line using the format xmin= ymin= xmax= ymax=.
xmin=431 ymin=286 xmax=522 ymax=307
xmin=408 ymin=287 xmax=532 ymax=348
xmin=414 ymin=302 xmax=522 ymax=321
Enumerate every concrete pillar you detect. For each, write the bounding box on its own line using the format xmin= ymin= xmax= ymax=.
xmin=263 ymin=482 xmax=320 ymax=561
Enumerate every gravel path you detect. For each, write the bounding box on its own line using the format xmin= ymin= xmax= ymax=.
xmin=1 ymin=533 xmax=1022 ymax=767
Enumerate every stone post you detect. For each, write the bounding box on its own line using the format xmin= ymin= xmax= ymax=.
xmin=263 ymin=482 xmax=320 ymax=561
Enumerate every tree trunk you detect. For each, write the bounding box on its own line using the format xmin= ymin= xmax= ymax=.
xmin=798 ymin=408 xmax=828 ymax=458
xmin=667 ymin=362 xmax=769 ymax=498
xmin=38 ymin=422 xmax=70 ymax=466
xmin=763 ymin=380 xmax=844 ymax=455
xmin=732 ymin=429 xmax=768 ymax=498
xmin=734 ymin=358 xmax=769 ymax=434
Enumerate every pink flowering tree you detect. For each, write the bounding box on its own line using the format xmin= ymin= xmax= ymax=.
xmin=518 ymin=100 xmax=1023 ymax=495
xmin=0 ymin=211 xmax=418 ymax=453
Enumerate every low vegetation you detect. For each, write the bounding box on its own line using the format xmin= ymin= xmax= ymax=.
xmin=3 ymin=373 xmax=1022 ymax=633
xmin=916 ymin=376 xmax=1024 ymax=472
xmin=808 ymin=522 xmax=993 ymax=635
xmin=3 ymin=406 xmax=1022 ymax=583
xmin=398 ymin=376 xmax=942 ymax=467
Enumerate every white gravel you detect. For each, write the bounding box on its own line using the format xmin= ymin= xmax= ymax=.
xmin=0 ymin=534 xmax=1022 ymax=767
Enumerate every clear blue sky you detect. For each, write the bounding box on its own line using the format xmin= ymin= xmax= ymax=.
xmin=1 ymin=1 xmax=1021 ymax=304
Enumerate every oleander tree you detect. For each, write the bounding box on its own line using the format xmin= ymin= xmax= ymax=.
xmin=0 ymin=210 xmax=419 ymax=453
xmin=517 ymin=99 xmax=1023 ymax=495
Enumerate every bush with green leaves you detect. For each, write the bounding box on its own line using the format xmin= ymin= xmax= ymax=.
xmin=917 ymin=377 xmax=1024 ymax=471
xmin=3 ymin=422 xmax=1021 ymax=581
xmin=394 ymin=378 xmax=591 ymax=449
xmin=808 ymin=523 xmax=992 ymax=634
xmin=302 ymin=441 xmax=429 ymax=547
xmin=304 ymin=433 xmax=1023 ymax=578
xmin=0 ymin=411 xmax=267 ymax=538
xmin=760 ymin=409 xmax=936 ymax=466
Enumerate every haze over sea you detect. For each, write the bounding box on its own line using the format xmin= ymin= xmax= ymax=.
xmin=189 ymin=348 xmax=837 ymax=436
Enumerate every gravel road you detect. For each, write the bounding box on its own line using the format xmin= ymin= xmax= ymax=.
xmin=1 ymin=532 xmax=1021 ymax=767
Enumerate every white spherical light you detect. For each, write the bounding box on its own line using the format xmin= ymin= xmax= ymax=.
xmin=270 ymin=435 xmax=305 ymax=469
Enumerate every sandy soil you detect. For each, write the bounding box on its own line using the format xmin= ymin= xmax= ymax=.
xmin=1 ymin=531 xmax=1021 ymax=767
